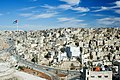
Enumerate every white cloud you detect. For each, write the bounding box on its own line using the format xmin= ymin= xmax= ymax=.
xmin=72 ymin=7 xmax=90 ymax=12
xmin=79 ymin=13 xmax=86 ymax=16
xmin=73 ymin=19 xmax=84 ymax=22
xmin=60 ymin=0 xmax=80 ymax=6
xmin=58 ymin=4 xmax=72 ymax=10
xmin=57 ymin=17 xmax=84 ymax=22
xmin=59 ymin=0 xmax=90 ymax=12
xmin=115 ymin=10 xmax=120 ymax=14
xmin=57 ymin=17 xmax=85 ymax=27
xmin=92 ymin=1 xmax=120 ymax=13
xmin=29 ymin=12 xmax=57 ymax=19
xmin=115 ymin=1 xmax=120 ymax=7
xmin=58 ymin=17 xmax=73 ymax=22
xmin=40 ymin=0 xmax=88 ymax=13
xmin=58 ymin=21 xmax=87 ymax=28
xmin=42 ymin=4 xmax=89 ymax=12
xmin=20 ymin=6 xmax=36 ymax=11
xmin=92 ymin=6 xmax=109 ymax=12
xmin=20 ymin=13 xmax=33 ymax=17
xmin=97 ymin=17 xmax=120 ymax=26
xmin=93 ymin=14 xmax=106 ymax=17
xmin=41 ymin=4 xmax=57 ymax=10
xmin=42 ymin=4 xmax=72 ymax=10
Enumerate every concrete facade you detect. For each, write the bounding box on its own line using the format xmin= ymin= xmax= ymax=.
xmin=85 ymin=69 xmax=112 ymax=80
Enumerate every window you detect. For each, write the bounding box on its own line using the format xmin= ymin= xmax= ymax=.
xmin=98 ymin=76 xmax=102 ymax=78
xmin=87 ymin=71 xmax=89 ymax=75
xmin=87 ymin=77 xmax=89 ymax=80
xmin=104 ymin=76 xmax=108 ymax=78
xmin=91 ymin=76 xmax=95 ymax=78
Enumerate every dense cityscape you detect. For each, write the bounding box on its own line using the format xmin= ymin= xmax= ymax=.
xmin=0 ymin=28 xmax=119 ymax=80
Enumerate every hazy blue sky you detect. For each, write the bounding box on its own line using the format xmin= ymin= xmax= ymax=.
xmin=0 ymin=0 xmax=120 ymax=30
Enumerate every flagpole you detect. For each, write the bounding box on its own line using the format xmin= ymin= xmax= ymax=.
xmin=17 ymin=21 xmax=18 ymax=32
xmin=16 ymin=20 xmax=18 ymax=53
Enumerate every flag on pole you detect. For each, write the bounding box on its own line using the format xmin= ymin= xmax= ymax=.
xmin=13 ymin=20 xmax=18 ymax=24
xmin=13 ymin=20 xmax=19 ymax=31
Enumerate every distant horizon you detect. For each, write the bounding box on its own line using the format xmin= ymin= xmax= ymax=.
xmin=0 ymin=0 xmax=120 ymax=30
xmin=0 ymin=26 xmax=119 ymax=31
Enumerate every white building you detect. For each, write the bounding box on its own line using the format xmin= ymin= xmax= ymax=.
xmin=70 ymin=46 xmax=80 ymax=57
xmin=84 ymin=69 xmax=112 ymax=80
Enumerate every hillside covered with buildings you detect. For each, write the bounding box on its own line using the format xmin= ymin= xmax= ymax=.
xmin=0 ymin=27 xmax=120 ymax=80
xmin=0 ymin=28 xmax=119 ymax=68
